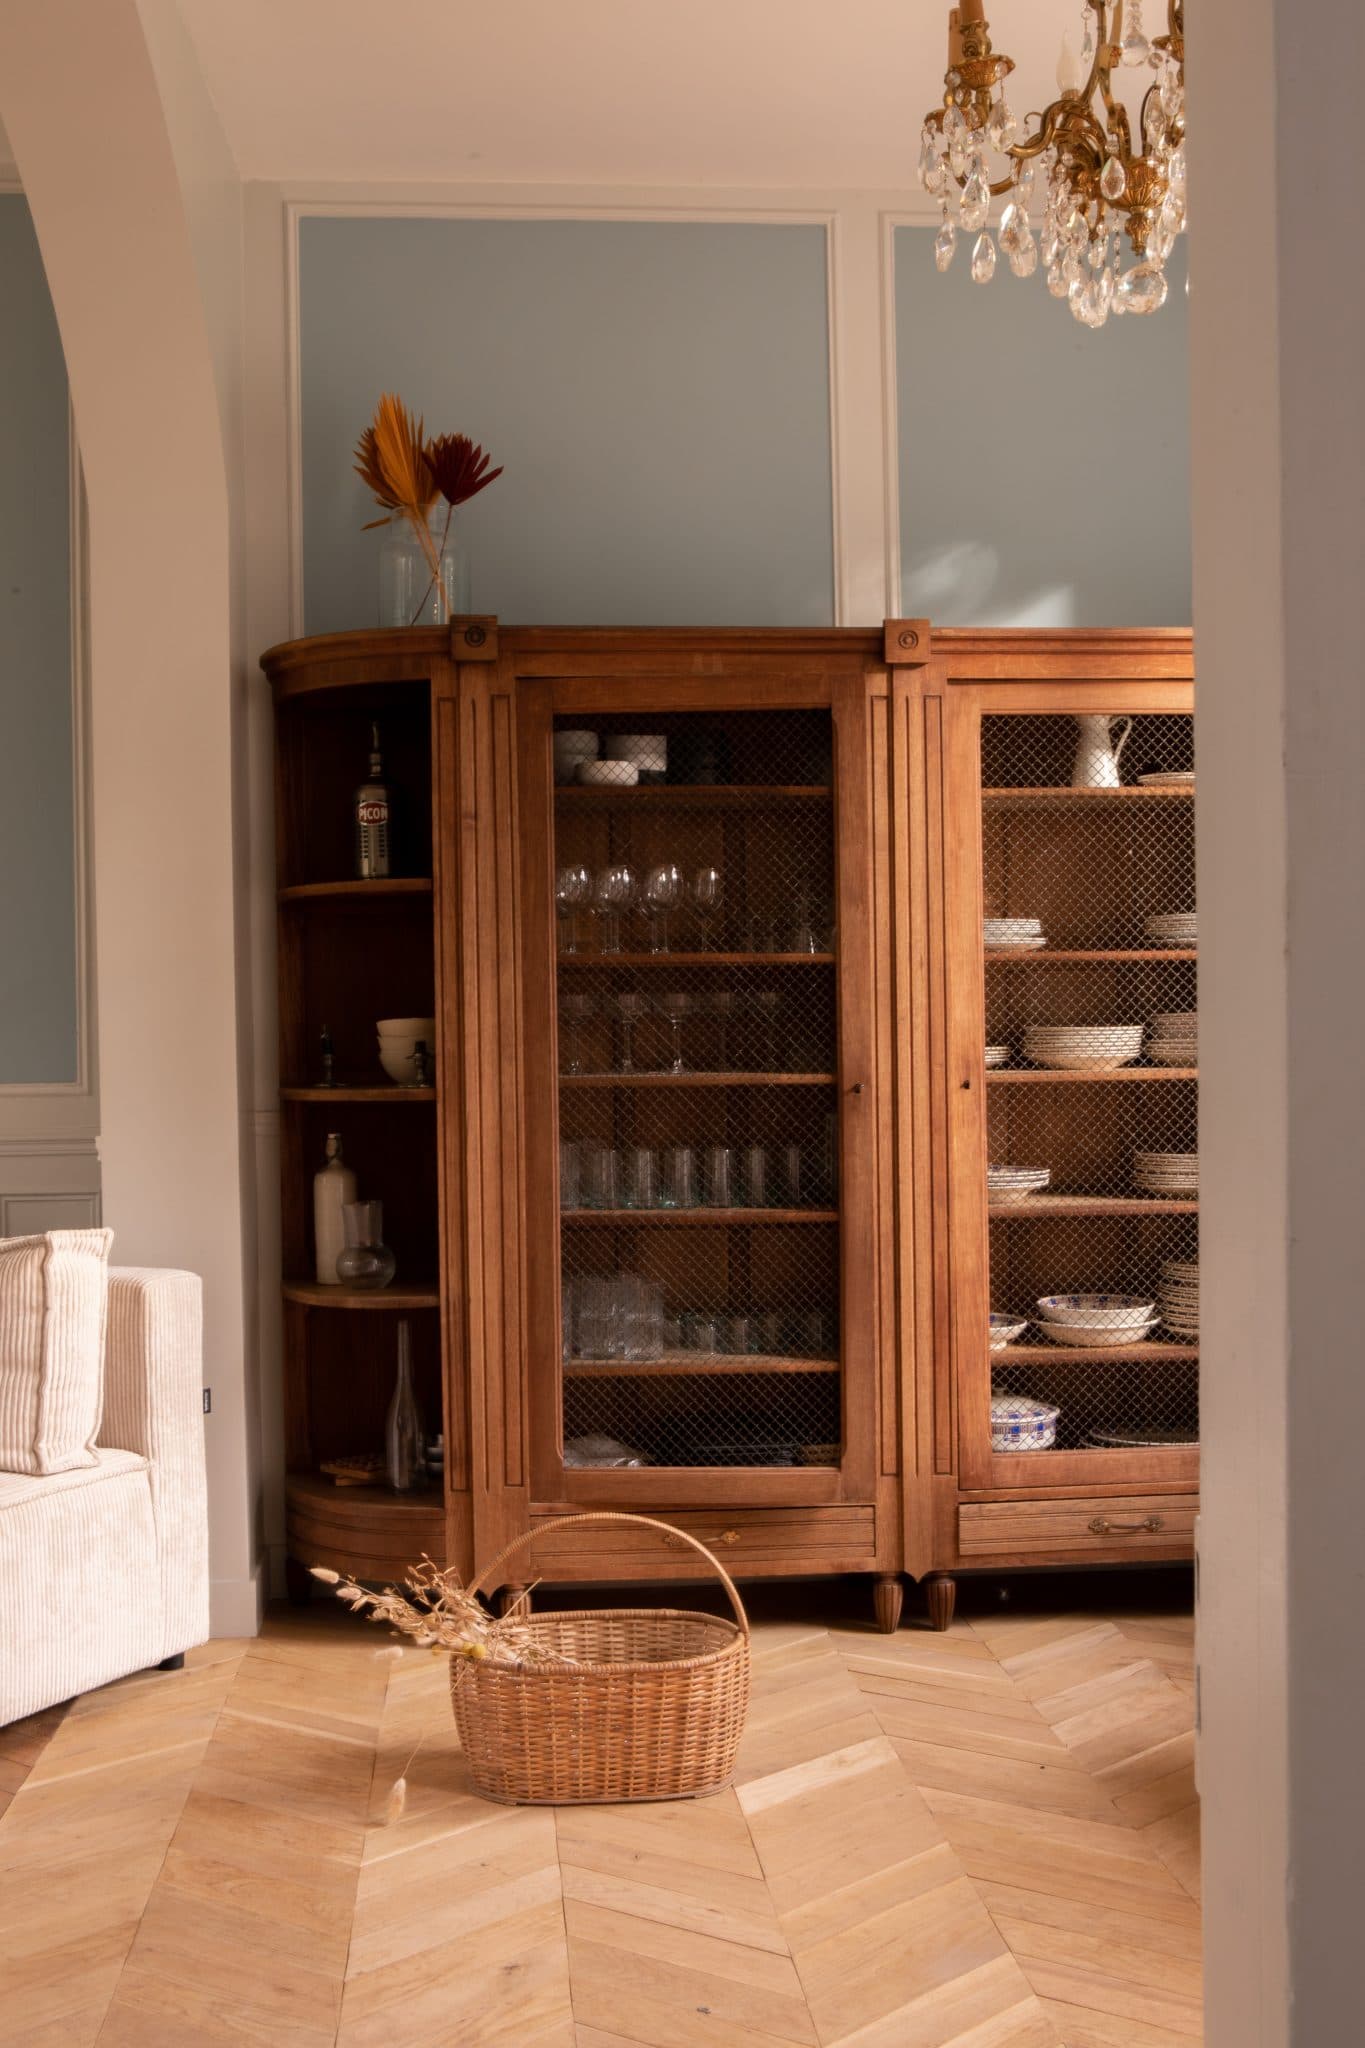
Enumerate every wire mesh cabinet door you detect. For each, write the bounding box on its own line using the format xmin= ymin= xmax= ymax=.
xmin=519 ymin=670 xmax=879 ymax=1511
xmin=943 ymin=676 xmax=1200 ymax=1494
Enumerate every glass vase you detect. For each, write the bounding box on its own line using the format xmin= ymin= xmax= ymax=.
xmin=335 ymin=1199 xmax=397 ymax=1290
xmin=378 ymin=506 xmax=470 ymax=627
xmin=385 ymin=1320 xmax=424 ymax=1492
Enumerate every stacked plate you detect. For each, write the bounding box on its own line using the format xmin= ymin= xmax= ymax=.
xmin=1023 ymin=1023 xmax=1144 ymax=1071
xmin=985 ymin=916 xmax=1045 ymax=950
xmin=1036 ymin=1293 xmax=1158 ymax=1347
xmin=1144 ymin=912 xmax=1197 ymax=945
xmin=989 ymin=1313 xmax=1029 ymax=1351
xmin=1147 ymin=1011 xmax=1198 ymax=1065
xmin=1134 ymin=1150 xmax=1198 ymax=1196
xmin=1138 ymin=769 xmax=1195 ymax=788
xmin=1158 ymin=1259 xmax=1200 ymax=1337
xmin=1090 ymin=1427 xmax=1199 ymax=1449
xmin=985 ymin=1044 xmax=1013 ymax=1069
xmin=988 ymin=1164 xmax=1051 ymax=1204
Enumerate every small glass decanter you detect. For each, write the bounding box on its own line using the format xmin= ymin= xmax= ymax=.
xmin=385 ymin=1320 xmax=424 ymax=1492
xmin=335 ymin=1200 xmax=397 ymax=1290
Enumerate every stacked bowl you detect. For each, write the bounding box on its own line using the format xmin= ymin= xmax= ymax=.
xmin=377 ymin=1015 xmax=437 ymax=1085
xmin=603 ymin=733 xmax=668 ymax=785
xmin=987 ymin=1164 xmax=1051 ymax=1204
xmin=1158 ymin=1259 xmax=1200 ymax=1338
xmin=1144 ymin=911 xmax=1197 ymax=946
xmin=1023 ymin=1023 xmax=1144 ymax=1071
xmin=985 ymin=916 xmax=1045 ymax=950
xmin=1147 ymin=1011 xmax=1198 ymax=1065
xmin=989 ymin=1313 xmax=1029 ymax=1351
xmin=990 ymin=1394 xmax=1061 ymax=1452
xmin=553 ymin=729 xmax=599 ymax=784
xmin=1133 ymin=1149 xmax=1198 ymax=1196
xmin=1036 ymin=1293 xmax=1157 ymax=1347
xmin=985 ymin=1044 xmax=1012 ymax=1069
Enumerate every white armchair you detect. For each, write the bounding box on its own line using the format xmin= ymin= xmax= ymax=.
xmin=0 ymin=1268 xmax=209 ymax=1724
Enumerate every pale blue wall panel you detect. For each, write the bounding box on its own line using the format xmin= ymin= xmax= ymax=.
xmin=0 ymin=195 xmax=76 ymax=1084
xmin=896 ymin=226 xmax=1190 ymax=626
xmin=298 ymin=217 xmax=834 ymax=632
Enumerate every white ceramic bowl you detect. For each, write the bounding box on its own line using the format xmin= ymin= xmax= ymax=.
xmin=984 ymin=1045 xmax=1012 ymax=1069
xmin=989 ymin=1314 xmax=1029 ymax=1350
xmin=578 ymin=759 xmax=639 ymax=786
xmin=1044 ymin=1318 xmax=1157 ymax=1347
xmin=1026 ymin=1024 xmax=1145 ymax=1046
xmin=603 ymin=734 xmax=667 ymax=764
xmin=377 ymin=1016 xmax=436 ymax=1040
xmin=379 ymin=1047 xmax=425 ymax=1084
xmin=990 ymin=1397 xmax=1060 ymax=1451
xmin=1036 ymin=1293 xmax=1156 ymax=1328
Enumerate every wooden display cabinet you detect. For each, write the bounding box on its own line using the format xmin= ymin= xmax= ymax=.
xmin=264 ymin=621 xmax=1195 ymax=1633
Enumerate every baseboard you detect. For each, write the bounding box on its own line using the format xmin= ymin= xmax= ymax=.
xmin=210 ymin=1560 xmax=268 ymax=1638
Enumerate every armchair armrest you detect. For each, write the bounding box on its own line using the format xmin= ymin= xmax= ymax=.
xmin=99 ymin=1268 xmax=209 ymax=1653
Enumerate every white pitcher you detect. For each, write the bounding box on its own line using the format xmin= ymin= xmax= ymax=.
xmin=1071 ymin=714 xmax=1133 ymax=789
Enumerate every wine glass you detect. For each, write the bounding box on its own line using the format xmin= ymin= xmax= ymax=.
xmin=593 ymin=864 xmax=637 ymax=954
xmin=559 ymin=992 xmax=594 ymax=1075
xmin=658 ymin=992 xmax=694 ymax=1074
xmin=555 ymin=863 xmax=592 ymax=955
xmin=691 ymin=866 xmax=724 ymax=950
xmin=643 ymin=862 xmax=683 ymax=953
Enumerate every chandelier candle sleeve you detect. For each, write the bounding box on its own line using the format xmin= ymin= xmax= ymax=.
xmin=918 ymin=1 xmax=1187 ymax=327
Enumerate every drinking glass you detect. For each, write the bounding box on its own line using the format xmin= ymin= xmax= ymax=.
xmin=575 ymin=1277 xmax=619 ymax=1359
xmin=787 ymin=888 xmax=819 ymax=955
xmin=555 ymin=863 xmax=592 ymax=954
xmin=622 ymin=1277 xmax=664 ymax=1361
xmin=559 ymin=1140 xmax=581 ymax=1210
xmin=559 ymin=992 xmax=594 ymax=1075
xmin=721 ymin=1315 xmax=755 ymax=1356
xmin=691 ymin=866 xmax=724 ymax=950
xmin=703 ymin=1145 xmax=735 ymax=1209
xmin=741 ymin=1145 xmax=768 ymax=1208
xmin=594 ymin=864 xmax=637 ymax=954
xmin=758 ymin=1311 xmax=785 ymax=1357
xmin=643 ymin=862 xmax=683 ymax=953
xmin=617 ymin=991 xmax=650 ymax=1073
xmin=680 ymin=1310 xmax=717 ymax=1353
xmin=660 ymin=1145 xmax=698 ymax=1209
xmin=620 ymin=1146 xmax=659 ymax=1210
xmin=796 ymin=1309 xmax=828 ymax=1358
xmin=659 ymin=992 xmax=694 ymax=1074
xmin=580 ymin=1144 xmax=619 ymax=1211
xmin=777 ymin=1143 xmax=803 ymax=1207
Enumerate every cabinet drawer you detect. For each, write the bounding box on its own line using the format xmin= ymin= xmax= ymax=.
xmin=525 ymin=1505 xmax=878 ymax=1583
xmin=958 ymin=1495 xmax=1197 ymax=1559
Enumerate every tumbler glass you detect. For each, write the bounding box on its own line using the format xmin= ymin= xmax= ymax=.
xmin=741 ymin=1145 xmax=768 ymax=1208
xmin=702 ymin=1145 xmax=735 ymax=1208
xmin=580 ymin=1144 xmax=619 ymax=1211
xmin=660 ymin=1146 xmax=698 ymax=1209
xmin=559 ymin=1140 xmax=582 ymax=1211
xmin=620 ymin=1146 xmax=659 ymax=1210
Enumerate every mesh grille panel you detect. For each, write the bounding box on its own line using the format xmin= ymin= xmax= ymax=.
xmin=553 ymin=710 xmax=841 ymax=1470
xmin=981 ymin=711 xmax=1199 ymax=1457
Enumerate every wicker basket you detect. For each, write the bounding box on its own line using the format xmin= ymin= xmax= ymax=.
xmin=450 ymin=1511 xmax=751 ymax=1805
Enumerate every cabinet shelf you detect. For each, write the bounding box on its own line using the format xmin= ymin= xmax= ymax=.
xmin=992 ymin=1341 xmax=1198 ymax=1364
xmin=559 ymin=952 xmax=835 ymax=968
xmin=278 ymin=878 xmax=433 ymax=904
xmin=990 ymin=1196 xmax=1197 ymax=1217
xmin=984 ymin=949 xmax=1196 ymax=963
xmin=562 ymin=1208 xmax=838 ymax=1227
xmin=281 ymin=1084 xmax=436 ymax=1102
xmin=285 ymin=1471 xmax=443 ymax=1513
xmin=987 ymin=1067 xmax=1197 ymax=1084
xmin=559 ymin=1070 xmax=836 ymax=1089
xmin=282 ymin=1279 xmax=440 ymax=1310
xmin=565 ymin=1354 xmax=839 ymax=1378
xmin=982 ymin=786 xmax=1193 ymax=804
xmin=556 ymin=784 xmax=831 ymax=808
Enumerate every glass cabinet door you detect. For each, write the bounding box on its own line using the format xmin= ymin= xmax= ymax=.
xmin=524 ymin=694 xmax=868 ymax=1498
xmin=961 ymin=705 xmax=1199 ymax=1484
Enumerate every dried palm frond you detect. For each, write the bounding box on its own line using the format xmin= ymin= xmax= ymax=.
xmin=353 ymin=392 xmax=440 ymax=531
xmin=425 ymin=432 xmax=504 ymax=508
xmin=311 ymin=1555 xmax=574 ymax=1672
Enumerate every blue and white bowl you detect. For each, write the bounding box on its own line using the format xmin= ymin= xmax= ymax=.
xmin=990 ymin=1396 xmax=1060 ymax=1452
xmin=1037 ymin=1293 xmax=1156 ymax=1329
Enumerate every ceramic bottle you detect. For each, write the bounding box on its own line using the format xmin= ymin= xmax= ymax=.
xmin=313 ymin=1132 xmax=356 ymax=1284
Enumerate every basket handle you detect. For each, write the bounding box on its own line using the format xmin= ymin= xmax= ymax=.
xmin=467 ymin=1511 xmax=750 ymax=1639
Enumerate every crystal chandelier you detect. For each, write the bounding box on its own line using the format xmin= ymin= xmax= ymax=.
xmin=917 ymin=1 xmax=1186 ymax=326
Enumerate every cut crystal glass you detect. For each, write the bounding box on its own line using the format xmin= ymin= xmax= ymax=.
xmin=1100 ymin=155 xmax=1127 ymax=201
xmin=986 ymin=96 xmax=1018 ymax=151
xmin=961 ymin=169 xmax=991 ymax=232
xmin=934 ymin=218 xmax=958 ymax=272
xmin=1117 ymin=260 xmax=1169 ymax=315
xmin=971 ymin=232 xmax=998 ymax=284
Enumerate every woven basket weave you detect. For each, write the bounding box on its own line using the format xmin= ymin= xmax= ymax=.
xmin=450 ymin=1511 xmax=751 ymax=1805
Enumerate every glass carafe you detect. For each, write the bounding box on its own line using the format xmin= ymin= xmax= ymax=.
xmin=335 ymin=1200 xmax=397 ymax=1289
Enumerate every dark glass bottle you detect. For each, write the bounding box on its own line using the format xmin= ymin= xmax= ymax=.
xmin=354 ymin=723 xmax=393 ymax=878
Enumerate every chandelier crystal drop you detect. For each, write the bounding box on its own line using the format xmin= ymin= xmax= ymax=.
xmin=917 ymin=1 xmax=1186 ymax=328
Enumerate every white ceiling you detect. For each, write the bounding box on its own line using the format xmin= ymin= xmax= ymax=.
xmin=176 ymin=0 xmax=1065 ymax=187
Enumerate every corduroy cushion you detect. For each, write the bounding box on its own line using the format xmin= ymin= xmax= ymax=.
xmin=0 ymin=1228 xmax=113 ymax=1475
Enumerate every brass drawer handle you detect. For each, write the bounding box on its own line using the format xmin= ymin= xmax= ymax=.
xmin=1088 ymin=1514 xmax=1163 ymax=1536
xmin=663 ymin=1528 xmax=741 ymax=1548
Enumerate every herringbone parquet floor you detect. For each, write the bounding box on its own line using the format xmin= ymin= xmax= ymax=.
xmin=0 ymin=1581 xmax=1199 ymax=2047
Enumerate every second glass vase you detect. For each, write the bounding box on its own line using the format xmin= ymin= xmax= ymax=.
xmin=335 ymin=1199 xmax=397 ymax=1289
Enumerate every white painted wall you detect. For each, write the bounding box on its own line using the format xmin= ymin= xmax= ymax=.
xmin=0 ymin=0 xmax=261 ymax=1636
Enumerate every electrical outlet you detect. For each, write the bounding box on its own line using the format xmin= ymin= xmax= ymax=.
xmin=202 ymin=1388 xmax=211 ymax=1414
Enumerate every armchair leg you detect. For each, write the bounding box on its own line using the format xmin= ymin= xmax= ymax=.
xmin=156 ymin=1653 xmax=185 ymax=1672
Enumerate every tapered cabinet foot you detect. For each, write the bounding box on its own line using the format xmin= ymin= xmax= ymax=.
xmin=285 ymin=1556 xmax=314 ymax=1608
xmin=872 ymin=1574 xmax=904 ymax=1634
xmin=924 ymin=1574 xmax=957 ymax=1632
xmin=156 ymin=1653 xmax=185 ymax=1672
xmin=498 ymin=1582 xmax=531 ymax=1618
